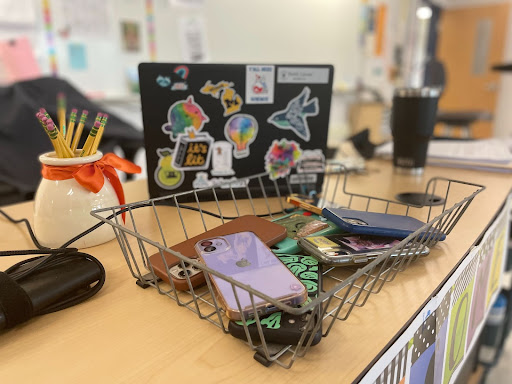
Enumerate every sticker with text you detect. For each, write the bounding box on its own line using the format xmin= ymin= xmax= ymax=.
xmin=161 ymin=96 xmax=209 ymax=141
xmin=246 ymin=65 xmax=275 ymax=104
xmin=172 ymin=131 xmax=214 ymax=171
xmin=297 ymin=149 xmax=325 ymax=173
xmin=268 ymin=86 xmax=318 ymax=142
xmin=154 ymin=148 xmax=185 ymax=190
xmin=192 ymin=172 xmax=248 ymax=189
xmin=264 ymin=139 xmax=302 ymax=180
xmin=211 ymin=141 xmax=235 ymax=176
xmin=224 ymin=114 xmax=258 ymax=159
xmin=277 ymin=67 xmax=330 ymax=84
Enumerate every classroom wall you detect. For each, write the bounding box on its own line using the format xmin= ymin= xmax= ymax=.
xmin=4 ymin=0 xmax=362 ymax=97
xmin=1 ymin=0 xmax=407 ymax=144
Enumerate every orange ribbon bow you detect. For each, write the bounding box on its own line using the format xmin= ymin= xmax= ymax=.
xmin=41 ymin=153 xmax=142 ymax=221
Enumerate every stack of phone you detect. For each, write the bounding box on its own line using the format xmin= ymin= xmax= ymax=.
xmin=297 ymin=208 xmax=442 ymax=267
xmin=148 ymin=215 xmax=324 ymax=348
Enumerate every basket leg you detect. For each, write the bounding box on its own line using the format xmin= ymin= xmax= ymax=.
xmin=136 ymin=273 xmax=161 ymax=289
xmin=253 ymin=343 xmax=286 ymax=367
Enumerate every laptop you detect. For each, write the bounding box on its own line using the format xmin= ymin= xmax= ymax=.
xmin=138 ymin=63 xmax=334 ymax=199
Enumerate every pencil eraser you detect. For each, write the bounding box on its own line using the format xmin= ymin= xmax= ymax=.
xmin=82 ymin=110 xmax=89 ymax=115
xmin=71 ymin=108 xmax=78 ymax=114
xmin=102 ymin=113 xmax=109 ymax=119
xmin=94 ymin=121 xmax=101 ymax=127
xmin=46 ymin=122 xmax=55 ymax=131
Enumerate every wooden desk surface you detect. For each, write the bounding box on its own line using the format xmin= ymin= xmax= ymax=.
xmin=0 ymin=160 xmax=510 ymax=383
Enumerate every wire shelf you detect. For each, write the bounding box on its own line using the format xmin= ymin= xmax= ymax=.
xmin=91 ymin=163 xmax=485 ymax=369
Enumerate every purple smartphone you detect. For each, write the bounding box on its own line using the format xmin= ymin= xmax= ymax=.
xmin=194 ymin=231 xmax=308 ymax=320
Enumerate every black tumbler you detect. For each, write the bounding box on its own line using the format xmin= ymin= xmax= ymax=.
xmin=391 ymin=87 xmax=441 ymax=174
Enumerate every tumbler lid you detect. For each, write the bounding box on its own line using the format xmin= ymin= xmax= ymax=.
xmin=394 ymin=87 xmax=441 ymax=98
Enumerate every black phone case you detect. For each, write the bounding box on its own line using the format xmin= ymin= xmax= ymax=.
xmin=227 ymin=254 xmax=322 ymax=346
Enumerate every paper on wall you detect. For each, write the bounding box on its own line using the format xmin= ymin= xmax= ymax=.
xmin=178 ymin=16 xmax=209 ymax=63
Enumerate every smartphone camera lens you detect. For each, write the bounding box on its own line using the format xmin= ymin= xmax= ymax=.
xmin=178 ymin=270 xmax=191 ymax=278
xmin=200 ymin=241 xmax=213 ymax=247
xmin=204 ymin=246 xmax=216 ymax=252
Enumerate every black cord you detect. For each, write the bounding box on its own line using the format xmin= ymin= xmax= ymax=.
xmin=0 ymin=200 xmax=295 ymax=318
xmin=61 ymin=202 xmax=295 ymax=248
xmin=0 ymin=209 xmax=106 ymax=318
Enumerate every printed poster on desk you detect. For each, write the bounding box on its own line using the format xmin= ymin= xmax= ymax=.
xmin=138 ymin=63 xmax=334 ymax=199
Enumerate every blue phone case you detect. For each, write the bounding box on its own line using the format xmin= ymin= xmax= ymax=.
xmin=322 ymin=208 xmax=446 ymax=240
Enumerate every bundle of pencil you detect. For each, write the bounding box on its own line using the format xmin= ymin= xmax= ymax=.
xmin=35 ymin=94 xmax=108 ymax=158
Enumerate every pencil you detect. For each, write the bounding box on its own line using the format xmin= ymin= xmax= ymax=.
xmin=45 ymin=120 xmax=67 ymax=158
xmin=57 ymin=92 xmax=66 ymax=137
xmin=79 ymin=120 xmax=102 ymax=157
xmin=71 ymin=110 xmax=89 ymax=152
xmin=36 ymin=112 xmax=61 ymax=157
xmin=89 ymin=114 xmax=108 ymax=155
xmin=42 ymin=114 xmax=74 ymax=158
xmin=66 ymin=108 xmax=78 ymax=146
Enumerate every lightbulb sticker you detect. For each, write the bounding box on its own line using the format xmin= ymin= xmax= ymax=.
xmin=264 ymin=139 xmax=302 ymax=180
xmin=224 ymin=114 xmax=258 ymax=159
xmin=154 ymin=148 xmax=184 ymax=190
xmin=161 ymin=96 xmax=209 ymax=141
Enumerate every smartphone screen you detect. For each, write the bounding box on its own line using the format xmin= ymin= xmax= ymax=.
xmin=305 ymin=234 xmax=401 ymax=256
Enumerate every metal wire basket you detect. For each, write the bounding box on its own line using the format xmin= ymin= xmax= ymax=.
xmin=91 ymin=163 xmax=485 ymax=369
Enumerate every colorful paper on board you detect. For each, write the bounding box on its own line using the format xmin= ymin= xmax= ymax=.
xmin=467 ymin=247 xmax=493 ymax=349
xmin=68 ymin=43 xmax=87 ymax=70
xmin=443 ymin=260 xmax=477 ymax=384
xmin=121 ymin=21 xmax=140 ymax=52
xmin=409 ymin=311 xmax=436 ymax=383
xmin=161 ymin=96 xmax=209 ymax=141
xmin=486 ymin=228 xmax=506 ymax=308
xmin=434 ymin=290 xmax=451 ymax=384
xmin=154 ymin=148 xmax=184 ymax=190
xmin=267 ymin=86 xmax=319 ymax=142
xmin=224 ymin=114 xmax=258 ymax=159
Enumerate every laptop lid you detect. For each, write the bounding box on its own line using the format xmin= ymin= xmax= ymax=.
xmin=139 ymin=63 xmax=334 ymax=199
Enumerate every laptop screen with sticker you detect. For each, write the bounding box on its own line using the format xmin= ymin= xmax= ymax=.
xmin=138 ymin=63 xmax=334 ymax=199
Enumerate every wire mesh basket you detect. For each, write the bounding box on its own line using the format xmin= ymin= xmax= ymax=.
xmin=91 ymin=163 xmax=485 ymax=369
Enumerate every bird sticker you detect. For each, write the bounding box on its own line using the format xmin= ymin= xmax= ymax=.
xmin=161 ymin=96 xmax=210 ymax=141
xmin=267 ymin=87 xmax=319 ymax=142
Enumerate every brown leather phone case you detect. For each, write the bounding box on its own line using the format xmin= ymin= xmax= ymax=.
xmin=148 ymin=215 xmax=287 ymax=291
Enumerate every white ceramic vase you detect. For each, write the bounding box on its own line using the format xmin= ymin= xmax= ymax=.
xmin=34 ymin=151 xmax=120 ymax=249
